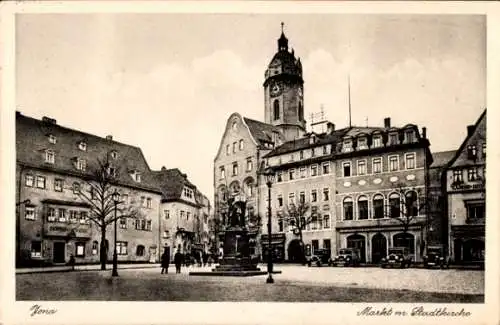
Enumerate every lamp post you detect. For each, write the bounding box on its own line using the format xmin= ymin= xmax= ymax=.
xmin=112 ymin=190 xmax=120 ymax=277
xmin=263 ymin=169 xmax=275 ymax=284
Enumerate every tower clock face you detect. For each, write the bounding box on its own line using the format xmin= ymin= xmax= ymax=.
xmin=270 ymin=82 xmax=282 ymax=97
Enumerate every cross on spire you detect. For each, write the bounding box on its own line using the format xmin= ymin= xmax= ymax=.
xmin=281 ymin=22 xmax=284 ymax=33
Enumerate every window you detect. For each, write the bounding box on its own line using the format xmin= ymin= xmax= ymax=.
xmin=373 ymin=194 xmax=384 ymax=219
xmin=146 ymin=198 xmax=152 ymax=208
xmin=233 ymin=142 xmax=237 ymax=153
xmin=300 ymin=151 xmax=304 ymax=160
xmin=405 ymin=191 xmax=418 ymax=217
xmin=323 ymin=145 xmax=328 ymax=155
xmin=405 ymin=130 xmax=415 ymax=143
xmin=468 ymin=167 xmax=479 ymax=181
xmin=357 ymin=160 xmax=367 ymax=176
xmin=226 ymin=144 xmax=230 ymax=155
xmin=135 ymin=172 xmax=141 ymax=183
xmin=136 ymin=245 xmax=145 ymax=256
xmin=48 ymin=134 xmax=57 ymax=144
xmin=299 ymin=191 xmax=305 ymax=204
xmin=140 ymin=196 xmax=146 ymax=207
xmin=372 ymin=136 xmax=382 ymax=148
xmin=180 ymin=211 xmax=185 ymax=219
xmin=25 ymin=174 xmax=34 ymax=187
xmin=467 ymin=203 xmax=485 ymax=220
xmin=122 ymin=194 xmax=129 ymax=205
xmin=357 ymin=137 xmax=368 ymax=150
xmin=219 ymin=166 xmax=225 ymax=179
xmin=322 ymin=162 xmax=330 ymax=174
xmin=343 ymin=162 xmax=351 ymax=177
xmin=80 ymin=211 xmax=88 ymax=224
xmin=288 ymin=193 xmax=295 ymax=205
xmin=311 ymin=214 xmax=318 ymax=230
xmin=358 ymin=196 xmax=368 ymax=219
xmin=389 ymin=193 xmax=400 ymax=218
xmin=147 ymin=220 xmax=152 ymax=231
xmin=323 ymin=188 xmax=329 ymax=201
xmin=187 ymin=212 xmax=191 ymax=221
xmin=467 ymin=145 xmax=477 ymax=159
xmin=232 ymin=162 xmax=238 ymax=176
xmin=273 ymin=99 xmax=280 ymax=120
xmin=271 ymin=194 xmax=281 ymax=208
xmin=246 ymin=158 xmax=253 ymax=172
xmin=311 ymin=147 xmax=315 ymax=157
xmin=163 ymin=230 xmax=170 ymax=238
xmin=389 ymin=155 xmax=399 ymax=172
xmin=25 ymin=206 xmax=36 ymax=220
xmin=58 ymin=208 xmax=67 ymax=222
xmin=289 ymin=169 xmax=295 ymax=180
xmin=69 ymin=210 xmax=78 ymax=223
xmin=482 ymin=143 xmax=486 ymax=158
xmin=54 ymin=179 xmax=63 ymax=192
xmin=36 ymin=176 xmax=46 ymax=189
xmin=405 ymin=153 xmax=415 ymax=170
xmin=232 ymin=121 xmax=238 ymax=130
xmin=111 ymin=151 xmax=118 ymax=159
xmin=453 ymin=170 xmax=463 ymax=183
xmin=77 ymin=158 xmax=87 ymax=171
xmin=277 ymin=171 xmax=283 ymax=182
xmin=239 ymin=139 xmax=244 ymax=151
xmin=92 ymin=241 xmax=98 ymax=255
xmin=164 ymin=210 xmax=170 ymax=219
xmin=278 ymin=218 xmax=284 ymax=232
xmin=75 ymin=242 xmax=85 ymax=257
xmin=311 ymin=165 xmax=318 ymax=177
xmin=45 ymin=150 xmax=55 ymax=164
xmin=323 ymin=215 xmax=330 ymax=229
xmin=120 ymin=217 xmax=127 ymax=229
xmin=300 ymin=167 xmax=306 ymax=178
xmin=372 ymin=158 xmax=382 ymax=174
xmin=135 ymin=219 xmax=150 ymax=231
xmin=343 ymin=197 xmax=353 ymax=220
xmin=31 ymin=241 xmax=42 ymax=258
xmin=47 ymin=208 xmax=56 ymax=222
xmin=311 ymin=189 xmax=318 ymax=203
xmin=107 ymin=167 xmax=116 ymax=177
xmin=116 ymin=242 xmax=128 ymax=255
xmin=389 ymin=133 xmax=399 ymax=145
xmin=78 ymin=141 xmax=87 ymax=151
xmin=343 ymin=139 xmax=353 ymax=152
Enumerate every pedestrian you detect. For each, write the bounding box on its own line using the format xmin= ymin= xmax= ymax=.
xmin=174 ymin=251 xmax=182 ymax=274
xmin=68 ymin=254 xmax=76 ymax=271
xmin=161 ymin=249 xmax=169 ymax=274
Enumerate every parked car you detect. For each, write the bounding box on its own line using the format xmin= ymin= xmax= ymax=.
xmin=380 ymin=247 xmax=412 ymax=268
xmin=423 ymin=245 xmax=450 ymax=269
xmin=306 ymin=249 xmax=331 ymax=267
xmin=331 ymin=248 xmax=361 ymax=267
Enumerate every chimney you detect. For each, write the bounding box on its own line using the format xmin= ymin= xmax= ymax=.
xmin=161 ymin=166 xmax=167 ymax=171
xmin=326 ymin=122 xmax=335 ymax=134
xmin=467 ymin=125 xmax=475 ymax=137
xmin=106 ymin=135 xmax=113 ymax=141
xmin=384 ymin=117 xmax=391 ymax=128
xmin=42 ymin=116 xmax=57 ymax=124
xmin=422 ymin=127 xmax=427 ymax=139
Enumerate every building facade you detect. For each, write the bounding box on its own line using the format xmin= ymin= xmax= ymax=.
xmin=16 ymin=112 xmax=163 ymax=266
xmin=446 ymin=110 xmax=486 ymax=264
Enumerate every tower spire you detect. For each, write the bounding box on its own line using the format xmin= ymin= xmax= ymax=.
xmin=281 ymin=22 xmax=284 ymax=33
xmin=348 ymin=74 xmax=352 ymax=128
xmin=278 ymin=22 xmax=288 ymax=51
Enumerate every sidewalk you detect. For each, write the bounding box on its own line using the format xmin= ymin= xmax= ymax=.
xmin=16 ymin=263 xmax=160 ymax=274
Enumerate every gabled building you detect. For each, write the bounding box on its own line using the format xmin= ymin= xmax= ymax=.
xmin=16 ymin=112 xmax=163 ymax=266
xmin=446 ymin=110 xmax=486 ymax=265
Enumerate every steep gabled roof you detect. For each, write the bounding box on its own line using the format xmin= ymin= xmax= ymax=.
xmin=16 ymin=112 xmax=160 ymax=193
xmin=243 ymin=117 xmax=283 ymax=146
xmin=152 ymin=168 xmax=198 ymax=204
xmin=430 ymin=150 xmax=456 ymax=168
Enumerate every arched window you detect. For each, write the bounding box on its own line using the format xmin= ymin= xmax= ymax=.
xmin=218 ymin=185 xmax=227 ymax=202
xmin=358 ymin=196 xmax=368 ymax=219
xmin=393 ymin=233 xmax=415 ymax=254
xmin=298 ymin=101 xmax=303 ymax=120
xmin=343 ymin=197 xmax=353 ymax=220
xmin=389 ymin=193 xmax=400 ymax=218
xmin=405 ymin=191 xmax=418 ymax=217
xmin=373 ymin=194 xmax=384 ymax=219
xmin=273 ymin=100 xmax=280 ymax=120
xmin=229 ymin=181 xmax=241 ymax=195
xmin=243 ymin=177 xmax=255 ymax=197
xmin=136 ymin=245 xmax=145 ymax=256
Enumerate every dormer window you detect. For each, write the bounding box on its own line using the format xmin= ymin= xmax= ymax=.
xmin=357 ymin=137 xmax=368 ymax=150
xmin=342 ymin=139 xmax=353 ymax=153
xmin=107 ymin=166 xmax=116 ymax=177
xmin=389 ymin=133 xmax=399 ymax=145
xmin=45 ymin=150 xmax=55 ymax=164
xmin=48 ymin=134 xmax=57 ymax=144
xmin=110 ymin=151 xmax=118 ymax=159
xmin=309 ymin=135 xmax=316 ymax=145
xmin=135 ymin=172 xmax=141 ymax=182
xmin=372 ymin=135 xmax=383 ymax=148
xmin=76 ymin=158 xmax=86 ymax=171
xmin=467 ymin=145 xmax=477 ymax=160
xmin=183 ymin=188 xmax=194 ymax=200
xmin=405 ymin=130 xmax=416 ymax=143
xmin=78 ymin=141 xmax=87 ymax=151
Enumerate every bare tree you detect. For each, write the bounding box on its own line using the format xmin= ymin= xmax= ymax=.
xmin=77 ymin=155 xmax=141 ymax=270
xmin=282 ymin=201 xmax=313 ymax=263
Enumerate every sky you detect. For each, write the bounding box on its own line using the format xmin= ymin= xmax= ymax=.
xmin=16 ymin=14 xmax=486 ymax=202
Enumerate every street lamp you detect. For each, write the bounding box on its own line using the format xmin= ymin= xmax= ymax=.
xmin=262 ymin=168 xmax=275 ymax=284
xmin=111 ymin=189 xmax=120 ymax=277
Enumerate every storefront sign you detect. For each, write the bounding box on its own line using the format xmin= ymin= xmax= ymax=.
xmin=451 ymin=183 xmax=484 ymax=191
xmin=44 ymin=224 xmax=91 ymax=238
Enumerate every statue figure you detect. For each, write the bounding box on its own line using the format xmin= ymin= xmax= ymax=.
xmin=229 ymin=201 xmax=246 ymax=228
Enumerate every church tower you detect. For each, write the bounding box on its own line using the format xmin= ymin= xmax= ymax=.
xmin=264 ymin=23 xmax=306 ymax=141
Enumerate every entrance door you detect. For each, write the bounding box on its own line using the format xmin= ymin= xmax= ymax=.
xmin=371 ymin=233 xmax=387 ymax=264
xmin=53 ymin=242 xmax=66 ymax=264
xmin=347 ymin=234 xmax=366 ymax=263
xmin=149 ymin=247 xmax=157 ymax=263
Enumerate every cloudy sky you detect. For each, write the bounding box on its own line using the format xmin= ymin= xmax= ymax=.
xmin=16 ymin=14 xmax=486 ymax=201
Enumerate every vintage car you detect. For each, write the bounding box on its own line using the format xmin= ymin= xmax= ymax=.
xmin=380 ymin=247 xmax=413 ymax=268
xmin=331 ymin=248 xmax=361 ymax=267
xmin=306 ymin=249 xmax=332 ymax=267
xmin=423 ymin=245 xmax=450 ymax=269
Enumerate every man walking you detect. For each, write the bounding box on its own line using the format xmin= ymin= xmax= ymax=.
xmin=161 ymin=249 xmax=169 ymax=274
xmin=174 ymin=250 xmax=182 ymax=274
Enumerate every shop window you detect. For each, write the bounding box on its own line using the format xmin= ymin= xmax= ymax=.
xmin=116 ymin=242 xmax=128 ymax=255
xmin=31 ymin=241 xmax=42 ymax=258
xmin=467 ymin=203 xmax=485 ymax=220
xmin=75 ymin=242 xmax=85 ymax=257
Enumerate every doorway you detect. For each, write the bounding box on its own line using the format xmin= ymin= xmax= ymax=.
xmin=149 ymin=247 xmax=158 ymax=263
xmin=371 ymin=233 xmax=387 ymax=264
xmin=347 ymin=234 xmax=366 ymax=263
xmin=53 ymin=242 xmax=66 ymax=264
